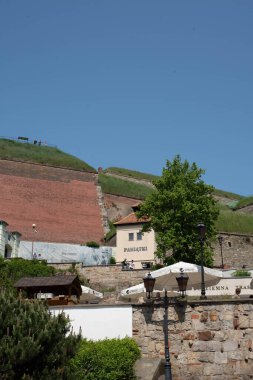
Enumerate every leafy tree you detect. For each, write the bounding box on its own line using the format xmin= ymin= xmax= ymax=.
xmin=0 ymin=258 xmax=55 ymax=289
xmin=0 ymin=289 xmax=80 ymax=380
xmin=137 ymin=155 xmax=219 ymax=266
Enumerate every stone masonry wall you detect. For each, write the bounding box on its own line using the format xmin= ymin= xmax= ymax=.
xmin=132 ymin=300 xmax=253 ymax=380
xmin=213 ymin=233 xmax=253 ymax=269
xmin=50 ymin=263 xmax=147 ymax=292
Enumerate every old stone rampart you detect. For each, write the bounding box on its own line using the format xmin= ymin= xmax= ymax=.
xmin=133 ymin=299 xmax=253 ymax=379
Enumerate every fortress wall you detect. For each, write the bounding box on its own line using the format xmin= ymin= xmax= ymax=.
xmin=0 ymin=160 xmax=104 ymax=244
xmin=104 ymin=193 xmax=139 ymax=221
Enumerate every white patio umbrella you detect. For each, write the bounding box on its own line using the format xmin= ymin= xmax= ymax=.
xmin=81 ymin=285 xmax=103 ymax=301
xmin=120 ymin=282 xmax=178 ymax=299
xmin=121 ymin=261 xmax=223 ymax=298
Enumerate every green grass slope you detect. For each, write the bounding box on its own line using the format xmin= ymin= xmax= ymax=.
xmin=0 ymin=139 xmax=96 ymax=172
xmin=105 ymin=167 xmax=159 ymax=182
xmin=232 ymin=196 xmax=253 ymax=210
xmin=98 ymin=173 xmax=153 ymax=199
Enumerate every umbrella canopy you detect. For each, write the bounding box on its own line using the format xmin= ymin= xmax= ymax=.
xmin=149 ymin=261 xmax=223 ymax=291
xmin=81 ymin=285 xmax=103 ymax=300
xmin=120 ymin=282 xmax=178 ymax=299
xmin=121 ymin=261 xmax=223 ymax=298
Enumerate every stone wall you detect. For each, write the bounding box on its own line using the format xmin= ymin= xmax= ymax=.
xmin=50 ymin=263 xmax=147 ymax=292
xmin=132 ymin=299 xmax=253 ymax=380
xmin=104 ymin=193 xmax=139 ymax=221
xmin=213 ymin=233 xmax=253 ymax=269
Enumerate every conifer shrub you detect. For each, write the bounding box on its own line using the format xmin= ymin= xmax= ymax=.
xmin=69 ymin=338 xmax=141 ymax=380
xmin=0 ymin=289 xmax=80 ymax=380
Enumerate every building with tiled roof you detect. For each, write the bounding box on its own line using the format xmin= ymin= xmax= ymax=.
xmin=114 ymin=207 xmax=156 ymax=269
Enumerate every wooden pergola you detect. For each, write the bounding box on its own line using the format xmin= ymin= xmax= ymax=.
xmin=14 ymin=275 xmax=82 ymax=305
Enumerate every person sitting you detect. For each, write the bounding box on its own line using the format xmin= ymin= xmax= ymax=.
xmin=122 ymin=258 xmax=128 ymax=270
xmin=129 ymin=260 xmax=135 ymax=270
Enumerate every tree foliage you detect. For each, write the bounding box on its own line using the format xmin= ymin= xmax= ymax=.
xmin=69 ymin=338 xmax=140 ymax=380
xmin=137 ymin=155 xmax=219 ymax=266
xmin=0 ymin=289 xmax=80 ymax=380
xmin=0 ymin=258 xmax=55 ymax=289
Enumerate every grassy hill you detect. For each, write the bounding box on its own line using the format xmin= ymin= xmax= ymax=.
xmin=102 ymin=167 xmax=253 ymax=235
xmin=1 ymin=139 xmax=252 ymax=235
xmin=0 ymin=138 xmax=96 ymax=172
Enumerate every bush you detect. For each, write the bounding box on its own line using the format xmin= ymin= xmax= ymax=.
xmin=85 ymin=241 xmax=100 ymax=248
xmin=109 ymin=256 xmax=116 ymax=265
xmin=0 ymin=258 xmax=56 ymax=289
xmin=232 ymin=269 xmax=251 ymax=277
xmin=69 ymin=338 xmax=141 ymax=380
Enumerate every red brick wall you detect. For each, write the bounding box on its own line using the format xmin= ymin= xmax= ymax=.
xmin=0 ymin=160 xmax=104 ymax=244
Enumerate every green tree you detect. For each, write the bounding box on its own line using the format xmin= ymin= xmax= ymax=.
xmin=137 ymin=155 xmax=219 ymax=266
xmin=0 ymin=258 xmax=56 ymax=289
xmin=0 ymin=289 xmax=80 ymax=380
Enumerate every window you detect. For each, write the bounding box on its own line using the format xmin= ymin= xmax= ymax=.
xmin=137 ymin=232 xmax=142 ymax=241
xmin=128 ymin=233 xmax=134 ymax=241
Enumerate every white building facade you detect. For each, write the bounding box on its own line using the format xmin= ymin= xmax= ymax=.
xmin=0 ymin=220 xmax=21 ymax=258
xmin=114 ymin=208 xmax=156 ymax=269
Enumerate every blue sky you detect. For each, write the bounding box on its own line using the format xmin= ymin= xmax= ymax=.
xmin=1 ymin=0 xmax=252 ymax=196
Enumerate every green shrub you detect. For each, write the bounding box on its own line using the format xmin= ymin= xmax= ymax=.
xmin=0 ymin=257 xmax=56 ymax=289
xmin=232 ymin=269 xmax=251 ymax=277
xmin=104 ymin=220 xmax=116 ymax=242
xmin=85 ymin=241 xmax=100 ymax=248
xmin=69 ymin=338 xmax=141 ymax=380
xmin=109 ymin=256 xmax=116 ymax=265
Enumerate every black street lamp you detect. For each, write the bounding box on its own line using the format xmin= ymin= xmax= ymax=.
xmin=197 ymin=222 xmax=207 ymax=299
xmin=143 ymin=271 xmax=189 ymax=380
xmin=218 ymin=235 xmax=224 ymax=269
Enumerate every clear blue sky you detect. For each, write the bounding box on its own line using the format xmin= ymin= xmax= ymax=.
xmin=1 ymin=0 xmax=252 ymax=196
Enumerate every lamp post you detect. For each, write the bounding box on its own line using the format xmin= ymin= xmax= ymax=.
xmin=197 ymin=222 xmax=207 ymax=299
xmin=143 ymin=271 xmax=189 ymax=380
xmin=218 ymin=235 xmax=224 ymax=269
xmin=31 ymin=224 xmax=37 ymax=258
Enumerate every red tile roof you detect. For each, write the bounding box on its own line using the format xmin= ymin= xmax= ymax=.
xmin=114 ymin=212 xmax=149 ymax=225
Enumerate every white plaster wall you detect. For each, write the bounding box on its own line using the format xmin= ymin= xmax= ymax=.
xmin=50 ymin=305 xmax=132 ymax=341
xmin=116 ymin=225 xmax=156 ymax=269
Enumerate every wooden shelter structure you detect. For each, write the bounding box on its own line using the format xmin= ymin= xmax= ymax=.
xmin=14 ymin=275 xmax=82 ymax=305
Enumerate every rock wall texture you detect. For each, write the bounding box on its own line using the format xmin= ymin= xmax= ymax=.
xmin=0 ymin=160 xmax=104 ymax=244
xmin=104 ymin=193 xmax=139 ymax=221
xmin=213 ymin=233 xmax=253 ymax=269
xmin=133 ymin=300 xmax=253 ymax=380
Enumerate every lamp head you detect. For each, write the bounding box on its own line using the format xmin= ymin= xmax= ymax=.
xmin=176 ymin=268 xmax=189 ymax=297
xmin=218 ymin=235 xmax=223 ymax=246
xmin=143 ymin=273 xmax=156 ymax=299
xmin=197 ymin=223 xmax=206 ymax=240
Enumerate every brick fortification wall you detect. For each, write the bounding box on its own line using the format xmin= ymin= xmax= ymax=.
xmin=0 ymin=160 xmax=104 ymax=244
